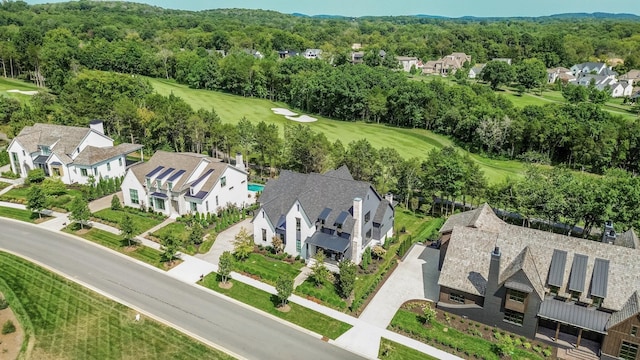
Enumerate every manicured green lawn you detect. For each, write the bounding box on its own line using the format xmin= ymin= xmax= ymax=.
xmin=150 ymin=221 xmax=217 ymax=255
xmin=0 ymin=181 xmax=10 ymax=190
xmin=234 ymin=253 xmax=304 ymax=285
xmin=389 ymin=309 xmax=543 ymax=360
xmin=0 ymin=251 xmax=233 ymax=359
xmin=0 ymin=185 xmax=31 ymax=202
xmin=148 ymin=78 xmax=523 ymax=184
xmin=0 ymin=77 xmax=40 ymax=103
xmin=0 ymin=185 xmax=84 ymax=211
xmin=64 ymin=226 xmax=165 ymax=269
xmin=295 ymin=278 xmax=347 ymax=310
xmin=379 ymin=338 xmax=438 ymax=360
xmin=0 ymin=206 xmax=37 ymax=223
xmin=200 ymin=273 xmax=351 ymax=339
xmin=92 ymin=208 xmax=164 ymax=235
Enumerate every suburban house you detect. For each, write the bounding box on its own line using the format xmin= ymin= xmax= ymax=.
xmin=437 ymin=204 xmax=640 ymax=359
xmin=304 ymin=49 xmax=322 ymax=59
xmin=422 ymin=52 xmax=471 ymax=76
xmin=7 ymin=121 xmax=142 ymax=185
xmin=351 ymin=51 xmax=365 ymax=64
xmin=121 ymin=151 xmax=248 ymax=217
xmin=620 ymin=70 xmax=640 ymax=86
xmin=547 ymin=67 xmax=576 ymax=84
xmin=396 ymin=56 xmax=419 ymax=72
xmin=468 ymin=64 xmax=486 ymax=79
xmin=571 ymin=62 xmax=617 ymax=77
xmin=351 ymin=43 xmax=363 ymax=50
xmin=252 ymin=166 xmax=394 ymax=268
xmin=278 ymin=50 xmax=299 ymax=59
xmin=573 ymin=73 xmax=633 ymax=98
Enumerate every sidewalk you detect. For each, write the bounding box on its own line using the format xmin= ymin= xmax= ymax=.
xmin=0 ymin=203 xmax=460 ymax=360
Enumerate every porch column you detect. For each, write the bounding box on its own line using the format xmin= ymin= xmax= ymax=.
xmin=576 ymin=328 xmax=583 ymax=348
xmin=554 ymin=322 xmax=560 ymax=342
xmin=140 ymin=149 xmax=144 ymax=162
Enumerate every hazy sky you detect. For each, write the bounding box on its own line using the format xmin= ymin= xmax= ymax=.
xmin=26 ymin=0 xmax=640 ymax=17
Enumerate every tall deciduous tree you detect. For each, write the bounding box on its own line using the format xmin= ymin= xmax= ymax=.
xmin=275 ymin=274 xmax=294 ymax=308
xmin=232 ymin=227 xmax=254 ymax=261
xmin=69 ymin=196 xmax=91 ymax=229
xmin=480 ymin=60 xmax=514 ymax=90
xmin=160 ymin=234 xmax=180 ymax=265
xmin=120 ymin=214 xmax=135 ymax=246
xmin=310 ymin=249 xmax=329 ymax=287
xmin=337 ymin=260 xmax=357 ymax=299
xmin=218 ymin=251 xmax=234 ymax=284
xmin=27 ymin=185 xmax=46 ymax=219
xmin=515 ymin=58 xmax=547 ymax=90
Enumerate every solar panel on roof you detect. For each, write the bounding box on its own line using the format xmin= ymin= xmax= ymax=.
xmin=548 ymin=249 xmax=567 ymax=288
xmin=145 ymin=166 xmax=164 ymax=178
xmin=568 ymin=254 xmax=588 ymax=293
xmin=167 ymin=169 xmax=186 ymax=182
xmin=318 ymin=208 xmax=332 ymax=222
xmin=590 ymin=258 xmax=610 ymax=299
xmin=334 ymin=211 xmax=349 ymax=226
xmin=156 ymin=167 xmax=175 ymax=180
xmin=190 ymin=169 xmax=214 ymax=187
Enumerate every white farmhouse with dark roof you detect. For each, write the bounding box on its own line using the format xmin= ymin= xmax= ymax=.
xmin=121 ymin=151 xmax=248 ymax=217
xmin=437 ymin=204 xmax=640 ymax=359
xmin=7 ymin=121 xmax=142 ymax=184
xmin=252 ymin=166 xmax=394 ymax=267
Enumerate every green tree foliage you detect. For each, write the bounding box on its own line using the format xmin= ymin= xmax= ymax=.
xmin=111 ymin=195 xmax=122 ymax=211
xmin=310 ymin=249 xmax=329 ymax=287
xmin=27 ymin=169 xmax=45 ymax=184
xmin=2 ymin=320 xmax=16 ymax=335
xmin=271 ymin=235 xmax=283 ymax=254
xmin=275 ymin=274 xmax=294 ymax=307
xmin=41 ymin=177 xmax=66 ymax=196
xmin=120 ymin=214 xmax=136 ymax=247
xmin=69 ymin=196 xmax=91 ymax=229
xmin=361 ymin=247 xmax=372 ymax=270
xmin=337 ymin=260 xmax=357 ymax=299
xmin=232 ymin=227 xmax=254 ymax=261
xmin=160 ymin=234 xmax=180 ymax=265
xmin=189 ymin=222 xmax=204 ymax=245
xmin=26 ymin=185 xmax=46 ymax=218
xmin=284 ymin=124 xmax=330 ymax=174
xmin=480 ymin=60 xmax=514 ymax=90
xmin=515 ymin=58 xmax=547 ymax=90
xmin=218 ymin=251 xmax=234 ymax=283
xmin=422 ymin=302 xmax=436 ymax=325
xmin=342 ymin=139 xmax=378 ymax=182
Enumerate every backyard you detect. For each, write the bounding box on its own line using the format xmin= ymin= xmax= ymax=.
xmin=0 ymin=251 xmax=233 ymax=359
xmin=200 ymin=272 xmax=351 ymax=340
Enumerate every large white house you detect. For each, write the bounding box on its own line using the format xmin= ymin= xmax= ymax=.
xmin=7 ymin=121 xmax=142 ymax=184
xmin=121 ymin=151 xmax=248 ymax=217
xmin=252 ymin=166 xmax=394 ymax=266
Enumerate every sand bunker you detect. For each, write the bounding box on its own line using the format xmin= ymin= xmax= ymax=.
xmin=7 ymin=89 xmax=38 ymax=96
xmin=271 ymin=108 xmax=298 ymax=116
xmin=285 ymin=115 xmax=318 ymax=123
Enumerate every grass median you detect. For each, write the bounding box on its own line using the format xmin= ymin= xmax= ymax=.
xmin=0 ymin=251 xmax=234 ymax=359
xmin=200 ymin=272 xmax=351 ymax=340
xmin=379 ymin=338 xmax=438 ymax=360
xmin=0 ymin=206 xmax=38 ymax=223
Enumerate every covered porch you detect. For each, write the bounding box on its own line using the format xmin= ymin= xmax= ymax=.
xmin=305 ymin=232 xmax=351 ymax=273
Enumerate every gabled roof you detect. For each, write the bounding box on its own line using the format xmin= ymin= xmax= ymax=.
xmin=13 ymin=123 xmax=110 ymax=155
xmin=73 ymin=143 xmax=143 ymax=166
xmin=439 ymin=203 xmax=505 ymax=234
xmin=615 ymin=228 xmax=639 ymax=249
xmin=607 ymin=291 xmax=640 ymax=329
xmin=499 ymin=246 xmax=545 ymax=299
xmin=324 ymin=165 xmax=354 ymax=180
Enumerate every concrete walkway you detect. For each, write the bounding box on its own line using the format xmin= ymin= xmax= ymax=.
xmin=294 ymin=267 xmax=312 ymax=288
xmin=89 ymin=191 xmax=123 ymax=213
xmin=0 ymin=203 xmax=460 ymax=360
xmin=195 ymin=218 xmax=252 ymax=265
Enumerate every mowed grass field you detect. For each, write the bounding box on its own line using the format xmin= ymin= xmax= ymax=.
xmin=149 ymin=78 xmax=524 ymax=183
xmin=0 ymin=251 xmax=234 ymax=360
xmin=0 ymin=77 xmax=40 ymax=102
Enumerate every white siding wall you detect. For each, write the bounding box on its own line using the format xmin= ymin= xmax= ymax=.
xmin=65 ymin=155 xmax=127 ymax=185
xmin=253 ymin=209 xmax=275 ymax=247
xmin=121 ymin=171 xmax=146 ymax=210
xmin=75 ymin=131 xmax=113 ymax=155
xmin=7 ymin=141 xmax=34 ymax=178
xmin=210 ymin=167 xmax=249 ymax=213
xmin=283 ymin=201 xmax=315 ymax=258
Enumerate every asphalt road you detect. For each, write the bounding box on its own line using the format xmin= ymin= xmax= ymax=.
xmin=0 ymin=218 xmax=365 ymax=360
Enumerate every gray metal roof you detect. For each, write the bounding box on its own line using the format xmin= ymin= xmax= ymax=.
xmin=306 ymin=232 xmax=350 ymax=253
xmin=167 ymin=169 xmax=186 ymax=182
xmin=548 ymin=249 xmax=567 ymax=288
xmin=568 ymin=254 xmax=588 ymax=293
xmin=591 ymin=258 xmax=610 ymax=299
xmin=151 ymin=192 xmax=167 ymax=199
xmin=156 ymin=167 xmax=175 ymax=180
xmin=146 ymin=166 xmax=164 ymax=178
xmin=318 ymin=208 xmax=332 ymax=222
xmin=334 ymin=211 xmax=349 ymax=226
xmin=504 ymin=279 xmax=533 ymax=293
xmin=538 ymin=297 xmax=611 ymax=334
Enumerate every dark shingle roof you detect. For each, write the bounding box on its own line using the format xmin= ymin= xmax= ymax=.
xmin=615 ymin=228 xmax=639 ymax=249
xmin=73 ymin=143 xmax=143 ymax=166
xmin=608 ymin=291 xmax=640 ymax=328
xmin=439 ymin=203 xmax=505 ymax=234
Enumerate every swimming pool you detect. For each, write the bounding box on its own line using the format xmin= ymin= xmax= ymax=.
xmin=248 ymin=183 xmax=265 ymax=192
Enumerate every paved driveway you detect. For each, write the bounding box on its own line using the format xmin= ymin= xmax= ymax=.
xmin=359 ymin=244 xmax=440 ymax=328
xmin=196 ymin=218 xmax=252 ymax=265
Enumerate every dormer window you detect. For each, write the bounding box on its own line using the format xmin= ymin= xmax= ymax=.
xmin=168 ymin=182 xmax=173 ymax=191
xmin=156 ymin=179 xmax=161 ymax=188
xmin=146 ymin=178 xmax=151 ymax=188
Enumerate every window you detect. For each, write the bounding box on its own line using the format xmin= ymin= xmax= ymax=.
xmin=190 ymin=202 xmax=197 ymax=212
xmin=221 ymin=176 xmax=227 ymax=187
xmin=364 ymin=211 xmax=371 ymax=223
xmin=130 ymin=189 xmax=139 ymax=204
xmin=449 ymin=293 xmax=465 ymax=304
xmin=118 ymin=158 xmax=122 ymax=166
xmin=156 ymin=180 xmax=161 ymax=188
xmin=296 ymin=238 xmax=301 ymax=252
xmin=508 ymin=289 xmax=527 ymax=303
xmin=549 ymin=286 xmax=559 ymax=296
xmin=52 ymin=167 xmax=61 ymax=176
xmin=94 ymin=168 xmax=97 ymax=175
xmin=22 ymin=150 xmax=25 ymax=156
xmin=167 ymin=182 xmax=172 ymax=191
xmin=107 ymin=162 xmax=111 ymax=171
xmin=632 ymin=326 xmax=639 ymax=337
xmin=503 ymin=309 xmax=524 ymax=326
xmin=154 ymin=198 xmax=165 ymax=210
xmin=216 ymin=196 xmax=219 ymax=206
xmin=81 ymin=168 xmax=88 ymax=176
xmin=296 ymin=218 xmax=301 ymax=231
xmin=366 ymin=228 xmax=372 ymax=239
xmin=592 ymin=296 xmax=603 ymax=308
xmin=620 ymin=341 xmax=639 ymax=360
xmin=11 ymin=152 xmax=19 ymax=164
xmin=262 ymin=229 xmax=267 ymax=242
xmin=146 ymin=178 xmax=151 ymax=188
xmin=205 ymin=201 xmax=209 ymax=212
xmin=571 ymin=291 xmax=580 ymax=302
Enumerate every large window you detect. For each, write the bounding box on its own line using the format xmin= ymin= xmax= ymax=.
xmin=449 ymin=293 xmax=465 ymax=304
xmin=190 ymin=202 xmax=197 ymax=212
xmin=364 ymin=211 xmax=371 ymax=223
xmin=129 ymin=189 xmax=139 ymax=204
xmin=296 ymin=238 xmax=301 ymax=253
xmin=620 ymin=341 xmax=639 ymax=360
xmin=262 ymin=229 xmax=267 ymax=242
xmin=632 ymin=326 xmax=639 ymax=337
xmin=81 ymin=168 xmax=88 ymax=177
xmin=221 ymin=176 xmax=227 ymax=187
xmin=508 ymin=289 xmax=527 ymax=303
xmin=296 ymin=217 xmax=301 ymax=231
xmin=503 ymin=309 xmax=524 ymax=326
xmin=168 ymin=182 xmax=173 ymax=191
xmin=154 ymin=198 xmax=165 ymax=210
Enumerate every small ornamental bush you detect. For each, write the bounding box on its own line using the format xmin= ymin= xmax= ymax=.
xmin=1 ymin=320 xmax=16 ymax=335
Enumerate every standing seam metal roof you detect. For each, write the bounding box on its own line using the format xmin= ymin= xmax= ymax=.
xmin=548 ymin=249 xmax=567 ymax=288
xmin=568 ymin=254 xmax=588 ymax=293
xmin=590 ymin=258 xmax=610 ymax=299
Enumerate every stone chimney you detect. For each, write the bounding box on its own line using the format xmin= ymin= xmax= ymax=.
xmin=486 ymin=246 xmax=501 ymax=295
xmin=602 ymin=220 xmax=616 ymax=244
xmin=89 ymin=119 xmax=104 ymax=134
xmin=235 ymin=152 xmax=245 ymax=172
xmin=384 ymin=193 xmax=394 ymax=205
xmin=351 ymin=197 xmax=363 ymax=264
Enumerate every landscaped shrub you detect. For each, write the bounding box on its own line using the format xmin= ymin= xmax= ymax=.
xmin=1 ymin=320 xmax=16 ymax=334
xmin=27 ymin=168 xmax=46 ymax=184
xmin=0 ymin=297 xmax=8 ymax=310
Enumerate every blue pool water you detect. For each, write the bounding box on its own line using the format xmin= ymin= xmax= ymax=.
xmin=248 ymin=183 xmax=265 ymax=192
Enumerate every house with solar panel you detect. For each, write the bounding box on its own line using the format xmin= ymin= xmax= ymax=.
xmin=252 ymin=166 xmax=395 ymax=268
xmin=436 ymin=204 xmax=640 ymax=359
xmin=7 ymin=121 xmax=143 ymax=184
xmin=121 ymin=151 xmax=248 ymax=217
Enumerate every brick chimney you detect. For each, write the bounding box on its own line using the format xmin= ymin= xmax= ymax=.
xmin=351 ymin=197 xmax=363 ymax=264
